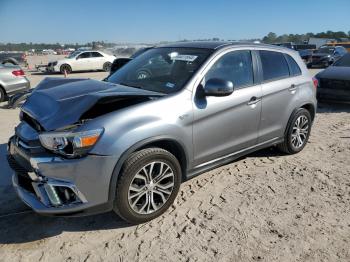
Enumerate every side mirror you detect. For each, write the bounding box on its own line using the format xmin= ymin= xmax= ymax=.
xmin=76 ymin=56 xmax=80 ymax=60
xmin=204 ymin=78 xmax=234 ymax=97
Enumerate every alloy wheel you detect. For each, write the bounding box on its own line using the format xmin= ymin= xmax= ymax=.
xmin=291 ymin=115 xmax=309 ymax=148
xmin=128 ymin=161 xmax=175 ymax=214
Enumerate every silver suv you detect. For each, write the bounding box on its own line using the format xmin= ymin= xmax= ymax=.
xmin=7 ymin=42 xmax=317 ymax=224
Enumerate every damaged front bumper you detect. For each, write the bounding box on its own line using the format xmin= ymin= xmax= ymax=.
xmin=7 ymin=136 xmax=116 ymax=216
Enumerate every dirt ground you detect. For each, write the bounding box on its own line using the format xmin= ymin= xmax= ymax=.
xmin=0 ymin=58 xmax=349 ymax=261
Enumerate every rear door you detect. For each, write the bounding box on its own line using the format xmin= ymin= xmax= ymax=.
xmin=192 ymin=49 xmax=262 ymax=166
xmin=257 ymin=50 xmax=302 ymax=142
xmin=90 ymin=52 xmax=105 ymax=70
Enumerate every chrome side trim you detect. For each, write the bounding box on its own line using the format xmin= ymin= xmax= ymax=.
xmin=195 ymin=137 xmax=280 ymax=169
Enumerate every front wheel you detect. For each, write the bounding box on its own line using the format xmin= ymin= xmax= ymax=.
xmin=60 ymin=64 xmax=72 ymax=74
xmin=277 ymin=108 xmax=312 ymax=154
xmin=113 ymin=148 xmax=181 ymax=224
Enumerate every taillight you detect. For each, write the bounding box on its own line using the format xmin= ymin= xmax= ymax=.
xmin=12 ymin=69 xmax=25 ymax=76
xmin=312 ymin=77 xmax=318 ymax=88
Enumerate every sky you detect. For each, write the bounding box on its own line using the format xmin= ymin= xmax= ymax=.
xmin=0 ymin=0 xmax=349 ymax=44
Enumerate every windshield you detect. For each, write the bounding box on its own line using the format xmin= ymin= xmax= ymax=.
xmin=333 ymin=54 xmax=350 ymax=67
xmin=66 ymin=51 xmax=81 ymax=58
xmin=315 ymin=47 xmax=334 ymax=54
xmin=107 ymin=47 xmax=213 ymax=94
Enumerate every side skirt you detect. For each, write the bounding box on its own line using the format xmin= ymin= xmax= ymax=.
xmin=185 ymin=137 xmax=283 ymax=180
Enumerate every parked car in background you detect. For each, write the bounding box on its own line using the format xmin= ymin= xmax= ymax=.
xmin=307 ymin=46 xmax=347 ymax=68
xmin=107 ymin=47 xmax=153 ymax=78
xmin=8 ymin=42 xmax=317 ymax=224
xmin=0 ymin=52 xmax=26 ymax=65
xmin=298 ymin=49 xmax=313 ymax=64
xmin=325 ymin=42 xmax=350 ymax=52
xmin=0 ymin=64 xmax=30 ymax=102
xmin=315 ymin=53 xmax=350 ymax=102
xmin=47 ymin=51 xmax=115 ymax=74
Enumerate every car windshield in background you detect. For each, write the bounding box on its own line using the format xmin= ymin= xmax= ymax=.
xmin=107 ymin=47 xmax=213 ymax=94
xmin=315 ymin=47 xmax=334 ymax=54
xmin=66 ymin=51 xmax=81 ymax=58
xmin=333 ymin=54 xmax=350 ymax=67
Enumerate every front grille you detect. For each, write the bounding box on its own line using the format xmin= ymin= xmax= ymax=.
xmin=7 ymin=154 xmax=29 ymax=174
xmin=7 ymin=154 xmax=35 ymax=194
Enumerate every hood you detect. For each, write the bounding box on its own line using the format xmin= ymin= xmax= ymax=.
xmin=316 ymin=66 xmax=350 ymax=81
xmin=22 ymin=78 xmax=164 ymax=131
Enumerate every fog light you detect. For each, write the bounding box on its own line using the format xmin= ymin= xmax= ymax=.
xmin=44 ymin=184 xmax=62 ymax=206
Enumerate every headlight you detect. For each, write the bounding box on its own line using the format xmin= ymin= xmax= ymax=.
xmin=39 ymin=129 xmax=103 ymax=157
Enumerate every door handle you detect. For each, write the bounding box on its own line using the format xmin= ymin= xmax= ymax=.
xmin=288 ymin=84 xmax=297 ymax=92
xmin=247 ymin=96 xmax=261 ymax=105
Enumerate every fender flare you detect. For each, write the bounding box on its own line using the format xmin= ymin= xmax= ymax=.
xmin=107 ymin=135 xmax=189 ymax=202
xmin=283 ymin=103 xmax=315 ymax=137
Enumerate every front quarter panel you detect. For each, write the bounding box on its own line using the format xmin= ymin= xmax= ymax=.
xmin=83 ymin=90 xmax=194 ymax=168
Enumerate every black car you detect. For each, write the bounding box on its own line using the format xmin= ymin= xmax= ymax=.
xmin=298 ymin=49 xmax=313 ymax=63
xmin=315 ymin=53 xmax=350 ymax=102
xmin=107 ymin=47 xmax=153 ymax=77
xmin=0 ymin=52 xmax=26 ymax=65
xmin=308 ymin=46 xmax=347 ymax=68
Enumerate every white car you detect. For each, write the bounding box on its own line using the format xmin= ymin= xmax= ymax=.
xmin=47 ymin=51 xmax=115 ymax=74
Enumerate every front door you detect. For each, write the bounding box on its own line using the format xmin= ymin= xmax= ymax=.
xmin=192 ymin=50 xmax=262 ymax=167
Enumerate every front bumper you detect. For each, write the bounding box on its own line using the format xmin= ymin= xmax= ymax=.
xmin=7 ymin=137 xmax=116 ymax=216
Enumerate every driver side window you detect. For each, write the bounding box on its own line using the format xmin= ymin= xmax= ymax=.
xmin=205 ymin=50 xmax=254 ymax=88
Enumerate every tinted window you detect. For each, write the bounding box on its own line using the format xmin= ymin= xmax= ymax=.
xmin=285 ymin=54 xmax=301 ymax=76
xmin=205 ymin=50 xmax=254 ymax=88
xmin=77 ymin=52 xmax=91 ymax=59
xmin=259 ymin=51 xmax=289 ymax=81
xmin=91 ymin=52 xmax=103 ymax=57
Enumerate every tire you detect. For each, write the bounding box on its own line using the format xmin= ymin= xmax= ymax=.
xmin=113 ymin=148 xmax=181 ymax=224
xmin=103 ymin=62 xmax=112 ymax=72
xmin=60 ymin=64 xmax=72 ymax=74
xmin=277 ymin=108 xmax=312 ymax=154
xmin=0 ymin=87 xmax=6 ymax=102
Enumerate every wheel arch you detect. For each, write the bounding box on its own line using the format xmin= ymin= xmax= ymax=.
xmin=108 ymin=136 xmax=188 ymax=202
xmin=300 ymin=103 xmax=316 ymax=121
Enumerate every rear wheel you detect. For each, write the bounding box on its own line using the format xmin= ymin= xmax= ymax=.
xmin=103 ymin=62 xmax=112 ymax=72
xmin=277 ymin=108 xmax=312 ymax=154
xmin=60 ymin=64 xmax=72 ymax=74
xmin=113 ymin=148 xmax=181 ymax=224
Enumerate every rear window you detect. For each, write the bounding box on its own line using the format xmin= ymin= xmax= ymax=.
xmin=259 ymin=51 xmax=290 ymax=81
xmin=285 ymin=54 xmax=301 ymax=76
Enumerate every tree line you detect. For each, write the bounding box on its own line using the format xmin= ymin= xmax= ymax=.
xmin=1 ymin=31 xmax=350 ymax=51
xmin=262 ymin=30 xmax=350 ymax=44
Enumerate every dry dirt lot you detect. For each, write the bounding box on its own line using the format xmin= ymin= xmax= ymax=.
xmin=0 ymin=59 xmax=349 ymax=261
